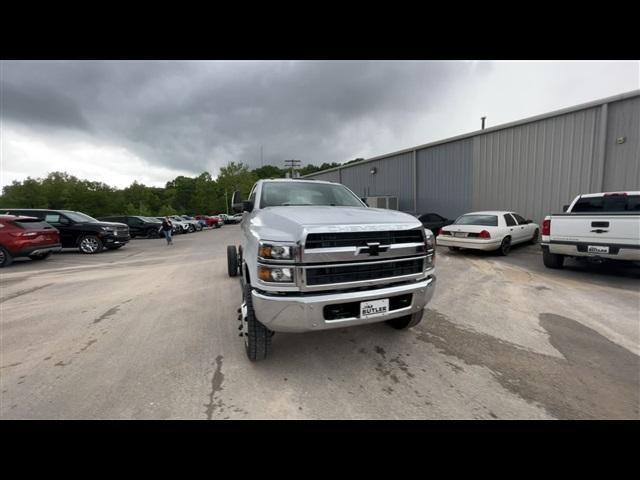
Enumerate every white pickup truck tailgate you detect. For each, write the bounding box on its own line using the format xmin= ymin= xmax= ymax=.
xmin=550 ymin=215 xmax=640 ymax=246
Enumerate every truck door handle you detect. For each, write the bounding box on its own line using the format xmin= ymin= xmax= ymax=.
xmin=590 ymin=229 xmax=608 ymax=234
xmin=591 ymin=221 xmax=609 ymax=228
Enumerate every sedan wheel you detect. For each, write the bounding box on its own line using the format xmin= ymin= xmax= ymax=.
xmin=499 ymin=237 xmax=511 ymax=256
xmin=530 ymin=229 xmax=539 ymax=244
xmin=79 ymin=235 xmax=103 ymax=254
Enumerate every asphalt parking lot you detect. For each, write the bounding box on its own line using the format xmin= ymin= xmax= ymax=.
xmin=1 ymin=226 xmax=638 ymax=419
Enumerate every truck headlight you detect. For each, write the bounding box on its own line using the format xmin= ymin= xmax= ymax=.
xmin=424 ymin=229 xmax=435 ymax=250
xmin=258 ymin=242 xmax=297 ymax=260
xmin=258 ymin=266 xmax=294 ymax=283
xmin=424 ymin=228 xmax=435 ymax=267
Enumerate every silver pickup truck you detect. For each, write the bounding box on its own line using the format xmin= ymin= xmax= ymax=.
xmin=226 ymin=179 xmax=437 ymax=361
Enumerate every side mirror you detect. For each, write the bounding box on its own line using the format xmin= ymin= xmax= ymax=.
xmin=232 ymin=190 xmax=254 ymax=213
xmin=360 ymin=197 xmax=368 ymax=206
xmin=60 ymin=217 xmax=71 ymax=225
xmin=562 ymin=205 xmax=569 ymax=212
xmin=526 ymin=219 xmax=532 ymax=224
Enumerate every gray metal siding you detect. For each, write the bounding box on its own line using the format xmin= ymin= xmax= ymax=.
xmin=472 ymin=107 xmax=603 ymax=222
xmin=304 ymin=92 xmax=638 ymax=223
xmin=309 ymin=170 xmax=341 ymax=183
xmin=340 ymin=152 xmax=414 ymax=211
xmin=416 ymin=139 xmax=473 ymax=219
xmin=603 ymin=96 xmax=640 ymax=191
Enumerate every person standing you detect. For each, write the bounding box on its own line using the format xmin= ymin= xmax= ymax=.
xmin=162 ymin=216 xmax=173 ymax=245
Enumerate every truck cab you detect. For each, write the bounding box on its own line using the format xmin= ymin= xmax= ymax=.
xmin=226 ymin=179 xmax=436 ymax=361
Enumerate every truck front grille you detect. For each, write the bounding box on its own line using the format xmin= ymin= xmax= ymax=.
xmin=305 ymin=258 xmax=424 ymax=286
xmin=305 ymin=230 xmax=424 ymax=249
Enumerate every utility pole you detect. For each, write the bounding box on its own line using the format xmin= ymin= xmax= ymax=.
xmin=284 ymin=159 xmax=301 ymax=178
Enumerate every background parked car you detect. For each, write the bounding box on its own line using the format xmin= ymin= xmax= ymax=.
xmin=195 ymin=215 xmax=221 ymax=228
xmin=437 ymin=211 xmax=539 ymax=256
xmin=218 ymin=213 xmax=232 ymax=224
xmin=0 ymin=215 xmax=62 ymax=267
xmin=1 ymin=209 xmax=130 ymax=254
xmin=417 ymin=212 xmax=453 ymax=235
xmin=156 ymin=216 xmax=189 ymax=234
xmin=180 ymin=215 xmax=203 ymax=231
xmin=98 ymin=215 xmax=162 ymax=238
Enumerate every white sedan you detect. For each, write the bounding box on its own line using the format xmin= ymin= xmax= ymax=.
xmin=436 ymin=211 xmax=539 ymax=256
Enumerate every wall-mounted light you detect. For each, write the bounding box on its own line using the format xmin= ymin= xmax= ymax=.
xmin=370 ymin=167 xmax=377 ymax=175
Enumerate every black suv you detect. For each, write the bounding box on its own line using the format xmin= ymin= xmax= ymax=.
xmin=0 ymin=209 xmax=130 ymax=254
xmin=98 ymin=215 xmax=161 ymax=239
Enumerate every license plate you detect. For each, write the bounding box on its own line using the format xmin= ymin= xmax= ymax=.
xmin=360 ymin=298 xmax=389 ymax=318
xmin=454 ymin=232 xmax=467 ymax=237
xmin=588 ymin=245 xmax=609 ymax=254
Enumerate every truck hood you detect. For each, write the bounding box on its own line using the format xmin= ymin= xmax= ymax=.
xmin=252 ymin=206 xmax=423 ymax=242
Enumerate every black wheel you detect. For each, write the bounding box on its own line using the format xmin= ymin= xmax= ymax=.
xmin=147 ymin=228 xmax=159 ymax=239
xmin=78 ymin=235 xmax=103 ymax=254
xmin=498 ymin=236 xmax=511 ymax=256
xmin=215 ymin=223 xmax=221 ymax=229
xmin=0 ymin=247 xmax=14 ymax=268
xmin=386 ymin=310 xmax=424 ymax=330
xmin=227 ymin=245 xmax=239 ymax=277
xmin=242 ymin=282 xmax=272 ymax=361
xmin=448 ymin=246 xmax=460 ymax=252
xmin=543 ymin=250 xmax=565 ymax=269
xmin=530 ymin=229 xmax=539 ymax=244
xmin=188 ymin=224 xmax=195 ymax=233
xmin=29 ymin=251 xmax=51 ymax=261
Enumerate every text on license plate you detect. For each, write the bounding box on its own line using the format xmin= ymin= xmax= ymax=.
xmin=360 ymin=299 xmax=389 ymax=318
xmin=587 ymin=245 xmax=609 ymax=254
xmin=454 ymin=232 xmax=466 ymax=237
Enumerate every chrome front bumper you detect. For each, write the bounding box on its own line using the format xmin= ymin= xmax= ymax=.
xmin=251 ymin=275 xmax=436 ymax=333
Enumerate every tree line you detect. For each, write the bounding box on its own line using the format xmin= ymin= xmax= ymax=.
xmin=0 ymin=161 xmax=343 ymax=218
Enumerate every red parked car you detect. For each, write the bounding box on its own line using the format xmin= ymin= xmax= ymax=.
xmin=0 ymin=215 xmax=62 ymax=267
xmin=195 ymin=215 xmax=221 ymax=228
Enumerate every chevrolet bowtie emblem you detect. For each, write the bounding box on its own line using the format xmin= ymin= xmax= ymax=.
xmin=358 ymin=242 xmax=389 ymax=256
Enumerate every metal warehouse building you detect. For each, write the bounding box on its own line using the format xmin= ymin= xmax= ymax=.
xmin=304 ymin=90 xmax=640 ymax=223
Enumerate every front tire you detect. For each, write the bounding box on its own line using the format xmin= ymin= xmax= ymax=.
xmin=543 ymin=250 xmax=565 ymax=269
xmin=78 ymin=235 xmax=103 ymax=254
xmin=530 ymin=229 xmax=539 ymax=244
xmin=147 ymin=228 xmax=159 ymax=238
xmin=386 ymin=310 xmax=424 ymax=330
xmin=0 ymin=247 xmax=14 ymax=267
xmin=242 ymin=282 xmax=272 ymax=361
xmin=227 ymin=245 xmax=239 ymax=277
xmin=498 ymin=236 xmax=511 ymax=256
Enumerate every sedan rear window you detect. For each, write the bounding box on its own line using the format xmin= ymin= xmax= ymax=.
xmin=454 ymin=215 xmax=498 ymax=226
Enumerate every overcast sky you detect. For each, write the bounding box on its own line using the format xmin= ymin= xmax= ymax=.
xmin=1 ymin=60 xmax=638 ymax=189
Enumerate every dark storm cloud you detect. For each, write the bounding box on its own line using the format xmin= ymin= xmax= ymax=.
xmin=1 ymin=60 xmax=480 ymax=175
xmin=1 ymin=80 xmax=91 ymax=131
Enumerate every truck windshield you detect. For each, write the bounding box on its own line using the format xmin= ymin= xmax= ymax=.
xmin=454 ymin=214 xmax=498 ymax=226
xmin=261 ymin=182 xmax=364 ymax=208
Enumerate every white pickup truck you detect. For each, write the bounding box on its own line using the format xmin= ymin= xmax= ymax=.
xmin=540 ymin=191 xmax=640 ymax=268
